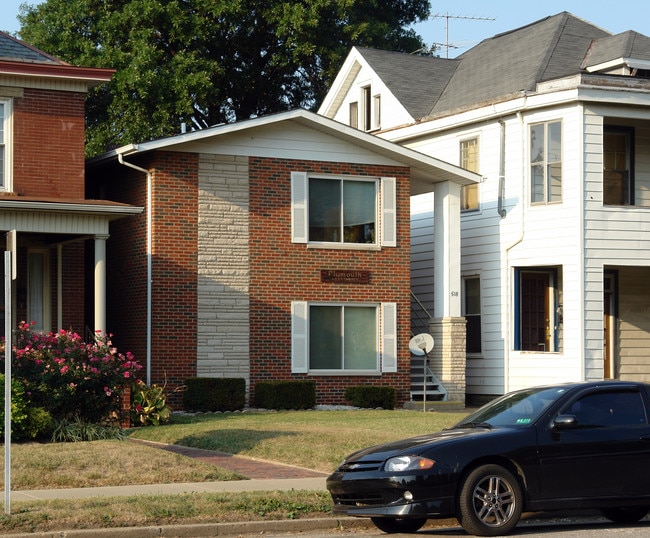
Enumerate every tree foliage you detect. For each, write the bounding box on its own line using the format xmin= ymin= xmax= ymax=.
xmin=18 ymin=0 xmax=432 ymax=156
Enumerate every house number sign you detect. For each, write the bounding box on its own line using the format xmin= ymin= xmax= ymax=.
xmin=321 ymin=269 xmax=371 ymax=284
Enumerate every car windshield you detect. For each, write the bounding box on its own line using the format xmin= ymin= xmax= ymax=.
xmin=451 ymin=386 xmax=568 ymax=428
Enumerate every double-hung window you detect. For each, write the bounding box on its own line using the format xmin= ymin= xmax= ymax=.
xmin=603 ymin=126 xmax=633 ymax=205
xmin=514 ymin=267 xmax=563 ymax=352
xmin=291 ymin=302 xmax=397 ymax=374
xmin=460 ymin=137 xmax=479 ymax=211
xmin=291 ymin=172 xmax=396 ymax=247
xmin=530 ymin=120 xmax=562 ymax=204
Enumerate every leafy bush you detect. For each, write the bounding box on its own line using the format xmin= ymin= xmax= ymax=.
xmin=130 ymin=380 xmax=172 ymax=426
xmin=5 ymin=321 xmax=141 ymax=427
xmin=254 ymin=381 xmax=316 ymax=410
xmin=183 ymin=377 xmax=246 ymax=412
xmin=0 ymin=374 xmax=53 ymax=440
xmin=344 ymin=386 xmax=396 ymax=409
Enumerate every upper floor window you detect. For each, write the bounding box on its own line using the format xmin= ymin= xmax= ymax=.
xmin=530 ymin=120 xmax=562 ymax=204
xmin=291 ymin=172 xmax=396 ymax=248
xmin=514 ymin=266 xmax=563 ymax=352
xmin=603 ymin=126 xmax=634 ymax=205
xmin=349 ymin=102 xmax=358 ymax=129
xmin=291 ymin=301 xmax=397 ymax=374
xmin=349 ymin=86 xmax=380 ymax=131
xmin=460 ymin=137 xmax=479 ymax=211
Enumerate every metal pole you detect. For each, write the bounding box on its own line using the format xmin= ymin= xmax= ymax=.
xmin=4 ymin=251 xmax=12 ymax=514
xmin=422 ymin=350 xmax=428 ymax=412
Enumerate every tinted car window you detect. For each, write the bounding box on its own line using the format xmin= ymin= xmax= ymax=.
xmin=453 ymin=386 xmax=566 ymax=428
xmin=564 ymin=391 xmax=647 ymax=427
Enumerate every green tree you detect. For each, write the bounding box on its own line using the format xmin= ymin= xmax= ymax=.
xmin=18 ymin=0 xmax=432 ymax=156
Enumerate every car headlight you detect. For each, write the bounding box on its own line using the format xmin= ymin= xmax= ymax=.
xmin=384 ymin=455 xmax=435 ymax=472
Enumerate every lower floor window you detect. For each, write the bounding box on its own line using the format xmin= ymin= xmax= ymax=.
xmin=310 ymin=305 xmax=377 ymax=370
xmin=291 ymin=301 xmax=397 ymax=374
xmin=514 ymin=266 xmax=563 ymax=352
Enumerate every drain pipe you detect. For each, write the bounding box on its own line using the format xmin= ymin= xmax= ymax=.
xmin=117 ymin=150 xmax=152 ymax=386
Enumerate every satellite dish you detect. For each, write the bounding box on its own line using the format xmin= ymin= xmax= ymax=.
xmin=409 ymin=333 xmax=434 ymax=355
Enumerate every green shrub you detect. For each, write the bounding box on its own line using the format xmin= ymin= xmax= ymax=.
xmin=130 ymin=380 xmax=172 ymax=426
xmin=183 ymin=377 xmax=246 ymax=412
xmin=344 ymin=386 xmax=396 ymax=409
xmin=254 ymin=381 xmax=316 ymax=410
xmin=22 ymin=406 xmax=54 ymax=440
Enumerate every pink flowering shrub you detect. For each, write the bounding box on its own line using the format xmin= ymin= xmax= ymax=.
xmin=8 ymin=321 xmax=142 ymax=425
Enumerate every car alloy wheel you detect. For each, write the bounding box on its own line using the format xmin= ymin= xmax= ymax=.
xmin=458 ymin=464 xmax=523 ymax=536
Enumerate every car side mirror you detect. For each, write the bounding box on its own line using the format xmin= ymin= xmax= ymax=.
xmin=553 ymin=414 xmax=579 ymax=430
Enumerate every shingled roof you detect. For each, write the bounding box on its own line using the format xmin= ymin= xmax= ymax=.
xmin=354 ymin=12 xmax=650 ymax=122
xmin=0 ymin=31 xmax=64 ymax=64
xmin=356 ymin=47 xmax=459 ymax=120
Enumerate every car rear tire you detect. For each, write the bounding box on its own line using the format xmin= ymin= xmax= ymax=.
xmin=457 ymin=464 xmax=523 ymax=536
xmin=370 ymin=516 xmax=427 ymax=533
xmin=600 ymin=506 xmax=649 ymax=523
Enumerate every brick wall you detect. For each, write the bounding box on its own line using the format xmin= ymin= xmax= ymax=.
xmin=97 ymin=152 xmax=199 ymax=407
xmin=248 ymin=157 xmax=412 ymax=406
xmin=13 ymin=88 xmax=86 ymax=198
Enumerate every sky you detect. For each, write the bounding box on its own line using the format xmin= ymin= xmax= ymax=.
xmin=2 ymin=1 xmax=650 ymax=58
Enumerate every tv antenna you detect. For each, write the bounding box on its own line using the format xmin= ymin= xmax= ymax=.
xmin=432 ymin=12 xmax=496 ymax=58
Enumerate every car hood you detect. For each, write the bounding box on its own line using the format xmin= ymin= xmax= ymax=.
xmin=343 ymin=427 xmax=497 ymax=463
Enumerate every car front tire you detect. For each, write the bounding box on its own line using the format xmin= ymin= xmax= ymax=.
xmin=457 ymin=464 xmax=523 ymax=536
xmin=370 ymin=516 xmax=427 ymax=533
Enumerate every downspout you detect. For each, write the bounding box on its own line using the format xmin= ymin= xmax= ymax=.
xmin=117 ymin=153 xmax=153 ymax=385
xmin=503 ymin=103 xmax=527 ymax=393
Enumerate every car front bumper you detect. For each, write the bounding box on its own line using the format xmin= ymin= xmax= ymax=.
xmin=327 ymin=469 xmax=457 ymax=519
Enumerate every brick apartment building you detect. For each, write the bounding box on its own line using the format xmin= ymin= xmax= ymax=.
xmin=87 ymin=109 xmax=477 ymax=406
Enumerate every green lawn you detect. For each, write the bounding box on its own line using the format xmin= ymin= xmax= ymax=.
xmin=0 ymin=408 xmax=468 ymax=534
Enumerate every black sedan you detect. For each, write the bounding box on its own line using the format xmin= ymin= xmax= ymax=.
xmin=327 ymin=380 xmax=650 ymax=536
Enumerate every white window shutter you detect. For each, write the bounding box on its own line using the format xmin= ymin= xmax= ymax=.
xmin=381 ymin=302 xmax=397 ymax=372
xmin=291 ymin=172 xmax=308 ymax=243
xmin=291 ymin=301 xmax=309 ymax=373
xmin=381 ymin=177 xmax=396 ymax=247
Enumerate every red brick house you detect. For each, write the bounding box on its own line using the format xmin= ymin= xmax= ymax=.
xmin=0 ymin=32 xmax=140 ymax=337
xmin=87 ymin=110 xmax=477 ymax=406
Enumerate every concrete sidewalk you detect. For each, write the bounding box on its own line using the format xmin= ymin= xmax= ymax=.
xmin=5 ymin=476 xmax=328 ymax=502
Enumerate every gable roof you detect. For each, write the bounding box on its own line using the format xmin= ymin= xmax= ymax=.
xmin=89 ymin=108 xmax=480 ymax=194
xmin=355 ymin=48 xmax=459 ymax=119
xmin=329 ymin=12 xmax=650 ymax=124
xmin=0 ymin=31 xmax=114 ymax=87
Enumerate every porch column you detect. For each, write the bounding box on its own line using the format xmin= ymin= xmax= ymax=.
xmin=433 ymin=180 xmax=461 ymax=318
xmin=430 ymin=181 xmax=466 ymax=402
xmin=94 ymin=234 xmax=109 ymax=334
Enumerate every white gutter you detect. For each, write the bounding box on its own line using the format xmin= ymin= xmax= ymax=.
xmin=117 ymin=151 xmax=153 ymax=386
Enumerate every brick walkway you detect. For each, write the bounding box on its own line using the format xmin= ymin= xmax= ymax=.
xmin=129 ymin=438 xmax=329 ymax=479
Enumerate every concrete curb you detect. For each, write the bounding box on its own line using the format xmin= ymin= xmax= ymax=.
xmin=2 ymin=516 xmax=378 ymax=537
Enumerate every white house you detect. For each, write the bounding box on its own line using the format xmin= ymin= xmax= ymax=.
xmin=319 ymin=12 xmax=650 ymax=404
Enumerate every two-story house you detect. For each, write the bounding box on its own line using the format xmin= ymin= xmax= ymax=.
xmin=319 ymin=11 xmax=650 ymax=404
xmin=0 ymin=31 xmax=140 ymax=338
xmin=86 ymin=109 xmax=477 ymax=406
